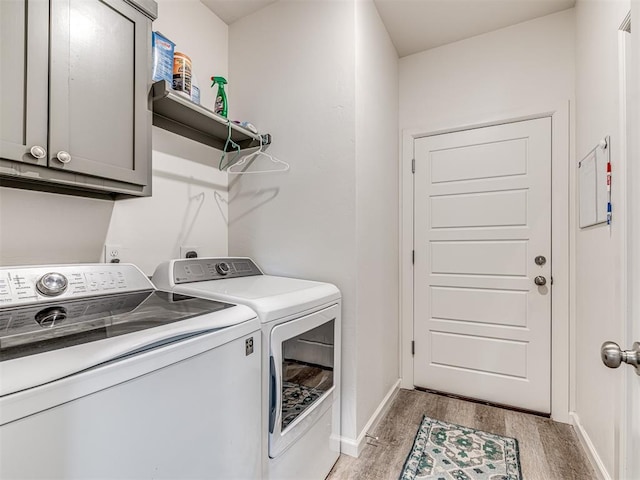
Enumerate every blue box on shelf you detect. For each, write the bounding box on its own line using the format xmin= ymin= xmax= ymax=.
xmin=152 ymin=31 xmax=175 ymax=84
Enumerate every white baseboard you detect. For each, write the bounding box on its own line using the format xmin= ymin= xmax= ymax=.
xmin=570 ymin=412 xmax=611 ymax=480
xmin=340 ymin=379 xmax=401 ymax=458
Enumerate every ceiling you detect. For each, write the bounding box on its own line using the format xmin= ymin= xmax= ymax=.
xmin=201 ymin=0 xmax=576 ymax=57
xmin=200 ymin=0 xmax=277 ymax=25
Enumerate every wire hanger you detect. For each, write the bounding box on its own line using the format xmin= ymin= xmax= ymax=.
xmin=227 ymin=134 xmax=290 ymax=175
xmin=218 ymin=120 xmax=243 ymax=171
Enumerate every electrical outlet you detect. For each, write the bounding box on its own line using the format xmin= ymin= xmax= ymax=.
xmin=180 ymin=246 xmax=199 ymax=259
xmin=104 ymin=244 xmax=122 ymax=263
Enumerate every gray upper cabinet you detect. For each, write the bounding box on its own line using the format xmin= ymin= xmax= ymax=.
xmin=0 ymin=0 xmax=49 ymax=166
xmin=0 ymin=0 xmax=157 ymax=198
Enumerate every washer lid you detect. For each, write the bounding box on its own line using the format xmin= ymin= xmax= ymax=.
xmin=0 ymin=291 xmax=257 ymax=396
xmin=172 ymin=275 xmax=341 ymax=323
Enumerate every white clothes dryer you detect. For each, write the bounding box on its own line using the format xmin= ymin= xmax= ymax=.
xmin=0 ymin=263 xmax=262 ymax=479
xmin=153 ymin=257 xmax=341 ymax=480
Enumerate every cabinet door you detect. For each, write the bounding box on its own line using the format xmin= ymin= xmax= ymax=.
xmin=0 ymin=0 xmax=49 ymax=166
xmin=49 ymin=0 xmax=150 ymax=186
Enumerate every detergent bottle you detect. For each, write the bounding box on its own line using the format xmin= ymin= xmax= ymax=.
xmin=211 ymin=76 xmax=228 ymax=117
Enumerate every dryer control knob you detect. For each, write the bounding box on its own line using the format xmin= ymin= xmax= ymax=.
xmin=36 ymin=272 xmax=68 ymax=296
xmin=215 ymin=262 xmax=231 ymax=275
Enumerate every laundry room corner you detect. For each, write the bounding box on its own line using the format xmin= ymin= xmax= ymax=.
xmin=226 ymin=0 xmax=400 ymax=455
xmin=353 ymin=0 xmax=401 ymax=451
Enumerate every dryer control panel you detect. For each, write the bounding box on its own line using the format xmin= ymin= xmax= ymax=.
xmin=172 ymin=258 xmax=263 ymax=284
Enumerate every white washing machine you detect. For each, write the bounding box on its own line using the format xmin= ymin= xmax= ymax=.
xmin=0 ymin=263 xmax=261 ymax=479
xmin=153 ymin=257 xmax=341 ymax=480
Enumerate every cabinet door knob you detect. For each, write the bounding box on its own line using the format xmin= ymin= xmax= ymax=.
xmin=56 ymin=151 xmax=72 ymax=164
xmin=30 ymin=146 xmax=47 ymax=159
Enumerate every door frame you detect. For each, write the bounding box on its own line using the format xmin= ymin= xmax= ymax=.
xmin=399 ymin=102 xmax=572 ymax=423
xmin=620 ymin=9 xmax=637 ymax=479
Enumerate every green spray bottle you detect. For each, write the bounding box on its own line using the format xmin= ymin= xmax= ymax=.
xmin=211 ymin=76 xmax=228 ymax=117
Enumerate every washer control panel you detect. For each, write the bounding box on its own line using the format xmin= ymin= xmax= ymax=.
xmin=0 ymin=264 xmax=154 ymax=308
xmin=173 ymin=258 xmax=262 ymax=284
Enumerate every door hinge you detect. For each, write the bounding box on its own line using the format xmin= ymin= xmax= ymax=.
xmin=412 ymin=250 xmax=415 ymax=264
xmin=411 ymin=158 xmax=415 ymax=174
xmin=551 ymin=276 xmax=554 ymax=285
xmin=411 ymin=340 xmax=415 ymax=356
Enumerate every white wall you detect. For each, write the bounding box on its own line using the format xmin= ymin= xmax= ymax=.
xmin=400 ymin=9 xmax=575 ymax=129
xmin=354 ymin=0 xmax=399 ymax=436
xmin=0 ymin=0 xmax=230 ymax=274
xmin=0 ymin=188 xmax=113 ymax=265
xmin=228 ymin=0 xmax=399 ymax=447
xmin=574 ymin=1 xmax=629 ymax=477
xmin=227 ymin=0 xmax=357 ymax=285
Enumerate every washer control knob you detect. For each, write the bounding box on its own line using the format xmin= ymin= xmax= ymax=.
xmin=215 ymin=262 xmax=231 ymax=275
xmin=36 ymin=272 xmax=69 ymax=297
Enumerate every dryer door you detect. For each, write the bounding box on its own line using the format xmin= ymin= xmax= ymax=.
xmin=269 ymin=303 xmax=339 ymax=459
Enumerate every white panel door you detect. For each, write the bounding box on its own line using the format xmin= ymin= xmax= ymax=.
xmin=414 ymin=118 xmax=551 ymax=413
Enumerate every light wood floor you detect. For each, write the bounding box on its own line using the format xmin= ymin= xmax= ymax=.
xmin=328 ymin=389 xmax=596 ymax=480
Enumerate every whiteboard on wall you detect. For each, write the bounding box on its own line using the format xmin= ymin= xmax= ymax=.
xmin=579 ymin=138 xmax=609 ymax=228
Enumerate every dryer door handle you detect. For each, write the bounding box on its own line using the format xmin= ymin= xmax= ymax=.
xmin=269 ymin=355 xmax=278 ymax=434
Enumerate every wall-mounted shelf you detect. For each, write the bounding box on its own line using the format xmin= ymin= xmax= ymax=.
xmin=150 ymin=80 xmax=271 ymax=151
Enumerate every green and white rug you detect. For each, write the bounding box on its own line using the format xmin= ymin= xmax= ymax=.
xmin=400 ymin=416 xmax=522 ymax=480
